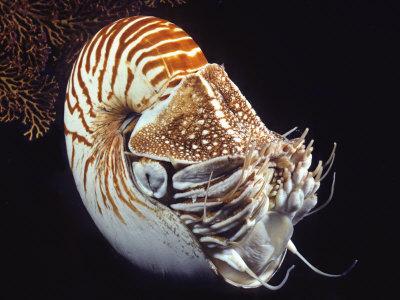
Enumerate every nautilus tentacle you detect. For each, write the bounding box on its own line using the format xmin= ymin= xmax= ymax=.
xmin=64 ymin=15 xmax=354 ymax=288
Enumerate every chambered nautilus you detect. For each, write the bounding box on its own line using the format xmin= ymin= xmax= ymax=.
xmin=64 ymin=16 xmax=356 ymax=289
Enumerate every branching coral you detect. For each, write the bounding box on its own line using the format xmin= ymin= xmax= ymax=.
xmin=0 ymin=67 xmax=57 ymax=140
xmin=0 ymin=0 xmax=186 ymax=140
xmin=144 ymin=0 xmax=186 ymax=7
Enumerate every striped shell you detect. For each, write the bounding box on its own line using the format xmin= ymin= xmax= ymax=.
xmin=64 ymin=16 xmax=353 ymax=289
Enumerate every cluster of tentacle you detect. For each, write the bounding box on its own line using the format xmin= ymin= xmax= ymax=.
xmin=124 ymin=125 xmax=343 ymax=288
xmin=165 ymin=128 xmax=332 ymax=287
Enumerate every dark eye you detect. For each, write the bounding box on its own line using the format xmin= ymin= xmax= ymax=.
xmin=132 ymin=161 xmax=168 ymax=199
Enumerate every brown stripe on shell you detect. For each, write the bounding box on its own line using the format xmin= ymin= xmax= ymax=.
xmin=159 ymin=94 xmax=170 ymax=101
xmin=70 ymin=145 xmax=75 ymax=169
xmin=135 ymin=38 xmax=199 ymax=66
xmin=65 ymin=92 xmax=94 ymax=134
xmin=64 ymin=124 xmax=92 ymax=147
xmin=75 ymin=41 xmax=96 ymax=118
xmin=150 ymin=70 xmax=170 ymax=87
xmin=104 ymin=164 xmax=126 ymax=223
xmin=125 ymin=67 xmax=135 ymax=99
xmin=83 ymin=154 xmax=95 ymax=192
xmin=163 ymin=51 xmax=207 ymax=76
xmin=167 ymin=78 xmax=182 ymax=88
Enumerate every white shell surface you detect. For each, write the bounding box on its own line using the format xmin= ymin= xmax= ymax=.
xmin=64 ymin=15 xmax=213 ymax=278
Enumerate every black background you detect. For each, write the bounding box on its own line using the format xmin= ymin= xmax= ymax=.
xmin=1 ymin=1 xmax=397 ymax=299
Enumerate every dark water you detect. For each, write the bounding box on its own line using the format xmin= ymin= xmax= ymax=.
xmin=1 ymin=1 xmax=395 ymax=299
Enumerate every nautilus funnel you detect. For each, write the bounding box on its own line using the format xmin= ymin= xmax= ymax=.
xmin=64 ymin=15 xmax=354 ymax=289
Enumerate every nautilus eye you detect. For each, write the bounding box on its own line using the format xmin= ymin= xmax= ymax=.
xmin=132 ymin=159 xmax=168 ymax=199
xmin=64 ymin=16 xmax=355 ymax=289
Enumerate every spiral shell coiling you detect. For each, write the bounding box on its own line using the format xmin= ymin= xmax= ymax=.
xmin=64 ymin=15 xmax=338 ymax=288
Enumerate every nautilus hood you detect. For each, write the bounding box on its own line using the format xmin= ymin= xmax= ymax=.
xmin=128 ymin=64 xmax=281 ymax=163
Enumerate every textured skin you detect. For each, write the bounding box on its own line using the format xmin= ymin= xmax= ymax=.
xmin=129 ymin=64 xmax=281 ymax=163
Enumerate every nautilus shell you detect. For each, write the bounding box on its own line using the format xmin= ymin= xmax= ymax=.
xmin=64 ymin=16 xmax=354 ymax=289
